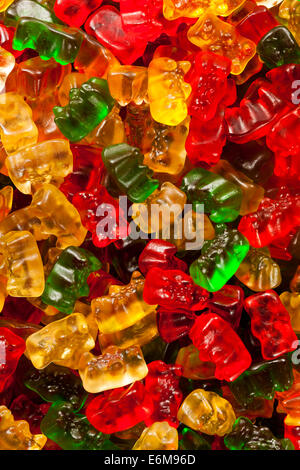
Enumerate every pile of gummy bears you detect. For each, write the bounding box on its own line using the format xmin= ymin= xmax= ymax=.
xmin=0 ymin=0 xmax=299 ymax=452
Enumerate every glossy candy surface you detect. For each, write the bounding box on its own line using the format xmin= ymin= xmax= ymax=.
xmin=244 ymin=290 xmax=298 ymax=360
xmin=53 ymin=77 xmax=115 ymax=141
xmin=13 ymin=18 xmax=84 ymax=64
xmin=41 ymin=246 xmax=101 ymax=314
xmin=189 ymin=312 xmax=252 ymax=382
xmin=177 ymin=389 xmax=236 ymax=436
xmin=0 ymin=0 xmax=297 ymax=452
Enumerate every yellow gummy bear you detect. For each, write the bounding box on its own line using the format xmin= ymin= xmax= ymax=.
xmin=188 ymin=11 xmax=256 ymax=75
xmin=143 ymin=116 xmax=190 ymax=175
xmin=0 ymin=184 xmax=87 ymax=249
xmin=165 ymin=210 xmax=215 ymax=252
xmin=0 ymin=1 xmax=15 ymax=13
xmin=0 ymin=185 xmax=13 ymax=222
xmin=279 ymin=0 xmax=300 ymax=45
xmin=125 ymin=103 xmax=189 ymax=175
xmin=26 ymin=312 xmax=95 ymax=369
xmin=108 ymin=65 xmax=148 ymax=107
xmin=58 ymin=72 xmax=89 ymax=106
xmin=211 ymin=160 xmax=265 ymax=216
xmin=78 ymin=345 xmax=148 ymax=393
xmin=235 ymin=247 xmax=282 ymax=292
xmin=0 ymin=47 xmax=15 ymax=93
xmin=148 ymin=57 xmax=191 ymax=126
xmin=83 ymin=106 xmax=126 ymax=148
xmin=280 ymin=291 xmax=300 ymax=334
xmin=92 ymin=271 xmax=157 ymax=334
xmin=0 ymin=230 xmax=45 ymax=297
xmin=131 ymin=182 xmax=187 ymax=234
xmin=6 ymin=140 xmax=73 ymax=194
xmin=176 ymin=344 xmax=216 ymax=380
xmin=0 ymin=93 xmax=38 ymax=154
xmin=177 ymin=389 xmax=236 ymax=436
xmin=99 ymin=310 xmax=158 ymax=351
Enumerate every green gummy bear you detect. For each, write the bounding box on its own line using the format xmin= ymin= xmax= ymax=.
xmin=190 ymin=228 xmax=249 ymax=292
xmin=13 ymin=17 xmax=83 ymax=65
xmin=229 ymin=356 xmax=294 ymax=406
xmin=40 ymin=402 xmax=115 ymax=450
xmin=102 ymin=143 xmax=159 ymax=203
xmin=24 ymin=364 xmax=88 ymax=411
xmin=53 ymin=77 xmax=115 ymax=141
xmin=41 ymin=246 xmax=101 ymax=314
xmin=257 ymin=26 xmax=300 ymax=69
xmin=224 ymin=417 xmax=294 ymax=450
xmin=180 ymin=167 xmax=242 ymax=223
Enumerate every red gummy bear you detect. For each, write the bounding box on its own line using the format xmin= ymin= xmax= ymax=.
xmin=143 ymin=267 xmax=209 ymax=311
xmin=73 ymin=185 xmax=129 ymax=248
xmin=209 ymin=285 xmax=244 ymax=330
xmin=85 ymin=381 xmax=152 ymax=434
xmin=144 ymin=361 xmax=183 ymax=428
xmin=85 ymin=6 xmax=148 ymax=64
xmin=186 ymin=51 xmax=232 ymax=121
xmin=238 ymin=194 xmax=300 ymax=248
xmin=158 ymin=308 xmax=196 ymax=343
xmin=138 ymin=240 xmax=187 ymax=276
xmin=54 ymin=0 xmax=104 ymax=28
xmin=189 ymin=312 xmax=252 ymax=382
